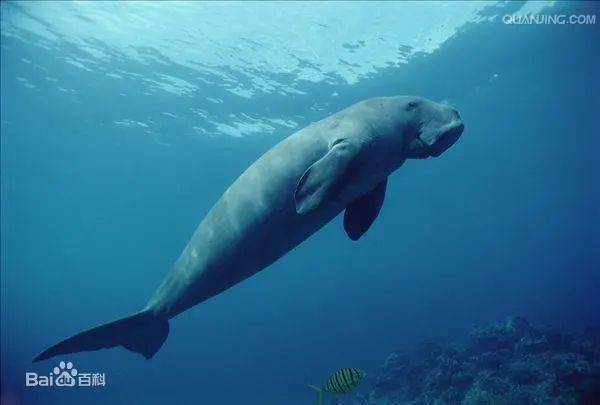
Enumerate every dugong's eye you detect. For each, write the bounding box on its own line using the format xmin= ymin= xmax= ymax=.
xmin=406 ymin=101 xmax=418 ymax=110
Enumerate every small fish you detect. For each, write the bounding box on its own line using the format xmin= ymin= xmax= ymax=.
xmin=308 ymin=368 xmax=366 ymax=404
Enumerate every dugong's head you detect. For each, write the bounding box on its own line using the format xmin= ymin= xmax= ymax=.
xmin=398 ymin=96 xmax=464 ymax=159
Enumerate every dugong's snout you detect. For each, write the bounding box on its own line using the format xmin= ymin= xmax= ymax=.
xmin=413 ymin=103 xmax=464 ymax=158
xmin=427 ymin=120 xmax=464 ymax=157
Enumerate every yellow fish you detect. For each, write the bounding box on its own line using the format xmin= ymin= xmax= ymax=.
xmin=308 ymin=368 xmax=366 ymax=404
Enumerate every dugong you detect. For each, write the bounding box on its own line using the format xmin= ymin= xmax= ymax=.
xmin=34 ymin=96 xmax=464 ymax=362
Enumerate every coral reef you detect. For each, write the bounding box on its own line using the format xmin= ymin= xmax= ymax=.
xmin=337 ymin=316 xmax=600 ymax=404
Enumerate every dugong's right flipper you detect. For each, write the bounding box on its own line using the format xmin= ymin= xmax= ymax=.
xmin=343 ymin=179 xmax=387 ymax=241
xmin=33 ymin=311 xmax=169 ymax=362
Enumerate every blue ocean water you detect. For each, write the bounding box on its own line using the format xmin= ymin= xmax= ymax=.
xmin=1 ymin=1 xmax=599 ymax=404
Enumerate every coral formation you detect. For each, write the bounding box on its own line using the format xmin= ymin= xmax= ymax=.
xmin=336 ymin=316 xmax=600 ymax=404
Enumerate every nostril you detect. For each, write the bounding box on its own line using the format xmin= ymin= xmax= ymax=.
xmin=445 ymin=108 xmax=460 ymax=122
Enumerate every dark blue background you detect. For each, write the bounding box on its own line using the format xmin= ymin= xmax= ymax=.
xmin=1 ymin=2 xmax=599 ymax=404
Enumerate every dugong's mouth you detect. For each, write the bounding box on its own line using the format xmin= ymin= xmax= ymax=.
xmin=427 ymin=122 xmax=464 ymax=157
xmin=405 ymin=119 xmax=464 ymax=159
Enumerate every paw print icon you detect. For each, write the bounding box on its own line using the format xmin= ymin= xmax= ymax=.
xmin=53 ymin=361 xmax=78 ymax=387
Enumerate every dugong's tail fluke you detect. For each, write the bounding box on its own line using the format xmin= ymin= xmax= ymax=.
xmin=33 ymin=311 xmax=169 ymax=363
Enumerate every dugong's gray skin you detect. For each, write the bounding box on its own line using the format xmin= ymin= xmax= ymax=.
xmin=34 ymin=96 xmax=464 ymax=362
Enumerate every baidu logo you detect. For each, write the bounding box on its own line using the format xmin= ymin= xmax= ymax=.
xmin=52 ymin=361 xmax=78 ymax=386
xmin=26 ymin=361 xmax=106 ymax=388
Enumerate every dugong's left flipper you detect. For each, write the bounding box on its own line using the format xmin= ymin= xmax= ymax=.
xmin=344 ymin=179 xmax=387 ymax=240
xmin=295 ymin=138 xmax=361 ymax=215
xmin=33 ymin=311 xmax=169 ymax=362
